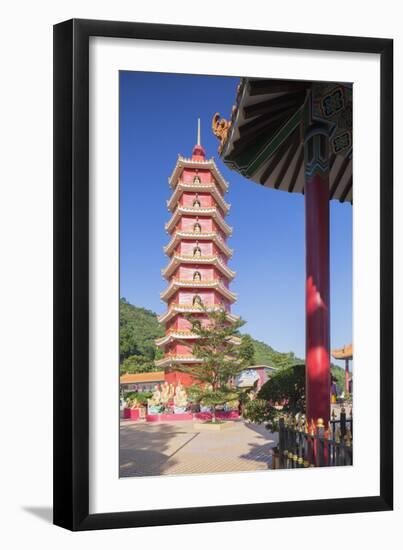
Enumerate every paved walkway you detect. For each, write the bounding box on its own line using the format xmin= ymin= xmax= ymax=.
xmin=120 ymin=420 xmax=278 ymax=477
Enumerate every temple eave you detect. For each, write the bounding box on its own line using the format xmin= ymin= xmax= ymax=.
xmin=160 ymin=281 xmax=237 ymax=302
xmin=157 ymin=305 xmax=240 ymax=325
xmin=168 ymin=156 xmax=229 ymax=193
xmin=163 ymin=232 xmax=233 ymax=258
xmin=165 ymin=206 xmax=233 ymax=235
xmin=162 ymin=255 xmax=236 ymax=280
xmin=167 ymin=183 xmax=230 ymax=213
xmin=155 ymin=355 xmax=203 ymax=368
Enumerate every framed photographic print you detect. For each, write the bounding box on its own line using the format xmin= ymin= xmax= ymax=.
xmin=53 ymin=19 xmax=393 ymax=530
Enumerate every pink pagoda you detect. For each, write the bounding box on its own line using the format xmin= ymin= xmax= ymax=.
xmin=155 ymin=120 xmax=238 ymax=387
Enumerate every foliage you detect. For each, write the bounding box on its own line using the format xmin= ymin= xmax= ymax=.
xmin=120 ymin=354 xmax=159 ymax=375
xmin=119 ymin=298 xmax=308 ymax=377
xmin=244 ymin=362 xmax=348 ymax=430
xmin=124 ymin=391 xmax=153 ymax=407
xmin=244 ymin=335 xmax=301 ymax=369
xmin=239 ymin=334 xmax=255 ymax=366
xmin=119 ymin=298 xmax=164 ymax=372
xmin=177 ymin=307 xmax=249 ymax=421
xmin=330 ymin=365 xmax=347 ymax=391
xmin=244 ymin=364 xmax=305 ymax=430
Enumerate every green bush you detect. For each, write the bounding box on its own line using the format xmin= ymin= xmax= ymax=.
xmin=244 ymin=364 xmax=305 ymax=431
xmin=124 ymin=391 xmax=152 ymax=405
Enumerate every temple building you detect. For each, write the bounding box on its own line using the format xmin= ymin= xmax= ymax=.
xmin=155 ymin=120 xmax=238 ymax=387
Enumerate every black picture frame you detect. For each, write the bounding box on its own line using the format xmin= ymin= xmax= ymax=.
xmin=53 ymin=18 xmax=393 ymax=531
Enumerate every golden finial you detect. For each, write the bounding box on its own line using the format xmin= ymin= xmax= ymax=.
xmin=327 ymin=421 xmax=333 ymax=439
xmin=305 ymin=419 xmax=309 ymax=434
xmin=345 ymin=429 xmax=352 ymax=447
xmin=335 ymin=427 xmax=341 ymax=444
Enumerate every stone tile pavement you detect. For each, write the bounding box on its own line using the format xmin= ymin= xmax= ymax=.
xmin=120 ymin=419 xmax=278 ymax=477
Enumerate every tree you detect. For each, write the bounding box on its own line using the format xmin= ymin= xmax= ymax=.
xmin=120 ymin=354 xmax=158 ymax=375
xmin=119 ymin=298 xmax=164 ymax=364
xmin=177 ymin=307 xmax=249 ymax=422
xmin=243 ymin=364 xmax=305 ymax=430
xmin=239 ymin=334 xmax=255 ymax=366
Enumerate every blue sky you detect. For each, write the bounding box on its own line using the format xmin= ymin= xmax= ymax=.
xmin=120 ymin=71 xmax=352 ymax=366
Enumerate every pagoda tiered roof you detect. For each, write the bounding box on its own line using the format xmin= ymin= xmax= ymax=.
xmin=155 ymin=330 xmax=241 ymax=348
xmin=155 ymin=354 xmax=202 ymax=368
xmin=164 ymin=230 xmax=233 ymax=258
xmin=168 ymin=155 xmax=229 ymax=193
xmin=155 ymin=329 xmax=199 ymax=347
xmin=165 ymin=206 xmax=232 ymax=235
xmin=160 ymin=278 xmax=237 ymax=303
xmin=162 ymin=254 xmax=236 ymax=280
xmin=167 ymin=181 xmax=230 ymax=214
xmin=158 ymin=304 xmax=240 ymax=324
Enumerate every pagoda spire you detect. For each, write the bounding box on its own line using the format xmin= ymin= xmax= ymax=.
xmin=192 ymin=117 xmax=206 ymax=160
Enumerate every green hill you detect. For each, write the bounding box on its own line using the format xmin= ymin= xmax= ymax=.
xmin=120 ymin=298 xmax=164 ymax=374
xmin=243 ymin=335 xmax=301 ymax=369
xmin=119 ymin=298 xmax=346 ymax=386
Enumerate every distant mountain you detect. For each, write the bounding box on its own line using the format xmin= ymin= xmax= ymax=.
xmin=119 ymin=298 xmax=346 ymax=387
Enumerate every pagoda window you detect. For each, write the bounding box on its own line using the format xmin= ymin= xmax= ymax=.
xmin=193 ymin=295 xmax=203 ymax=307
xmin=193 ymin=222 xmax=201 ymax=233
xmin=193 ymin=271 xmax=201 ymax=282
xmin=193 ymin=195 xmax=201 ymax=208
xmin=193 ymin=245 xmax=202 ymax=258
xmin=192 ymin=320 xmax=202 ymax=331
xmin=193 ymin=175 xmax=201 ymax=184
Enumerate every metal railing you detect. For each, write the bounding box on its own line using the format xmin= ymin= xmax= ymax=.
xmin=275 ymin=408 xmax=353 ymax=468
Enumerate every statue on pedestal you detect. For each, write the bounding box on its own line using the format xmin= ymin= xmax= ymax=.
xmin=173 ymin=382 xmax=188 ymax=414
xmin=147 ymin=384 xmax=163 ymax=414
xmin=160 ymin=381 xmax=171 ymax=405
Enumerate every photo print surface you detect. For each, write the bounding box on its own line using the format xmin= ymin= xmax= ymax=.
xmin=119 ymin=71 xmax=353 ymax=478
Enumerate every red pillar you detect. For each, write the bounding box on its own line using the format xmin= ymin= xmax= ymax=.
xmin=304 ymin=126 xmax=331 ymax=426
